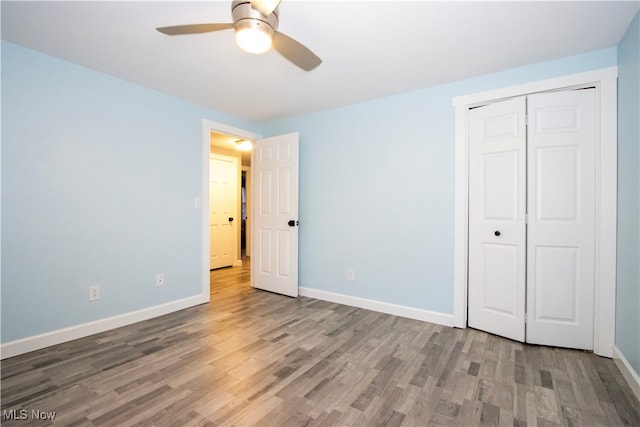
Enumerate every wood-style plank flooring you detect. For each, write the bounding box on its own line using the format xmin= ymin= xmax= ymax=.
xmin=2 ymin=260 xmax=639 ymax=426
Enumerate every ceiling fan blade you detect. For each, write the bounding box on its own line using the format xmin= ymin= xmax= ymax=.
xmin=272 ymin=31 xmax=322 ymax=71
xmin=156 ymin=23 xmax=234 ymax=36
xmin=250 ymin=0 xmax=281 ymax=16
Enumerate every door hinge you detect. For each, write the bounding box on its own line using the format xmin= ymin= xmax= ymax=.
xmin=525 ymin=213 xmax=528 ymax=224
xmin=525 ymin=114 xmax=529 ymax=126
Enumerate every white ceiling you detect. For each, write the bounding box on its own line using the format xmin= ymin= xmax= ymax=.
xmin=2 ymin=1 xmax=638 ymax=123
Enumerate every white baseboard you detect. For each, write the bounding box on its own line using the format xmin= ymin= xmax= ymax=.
xmin=0 ymin=294 xmax=209 ymax=360
xmin=613 ymin=345 xmax=640 ymax=402
xmin=299 ymin=287 xmax=454 ymax=327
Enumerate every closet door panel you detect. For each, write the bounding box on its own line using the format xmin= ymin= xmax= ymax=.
xmin=468 ymin=97 xmax=527 ymax=342
xmin=526 ymin=89 xmax=596 ymax=350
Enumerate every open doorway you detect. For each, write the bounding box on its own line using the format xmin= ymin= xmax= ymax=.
xmin=208 ymin=129 xmax=253 ymax=293
xmin=200 ymin=119 xmax=262 ymax=301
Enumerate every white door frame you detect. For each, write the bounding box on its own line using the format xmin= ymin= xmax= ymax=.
xmin=452 ymin=67 xmax=618 ymax=357
xmin=201 ymin=119 xmax=261 ymax=300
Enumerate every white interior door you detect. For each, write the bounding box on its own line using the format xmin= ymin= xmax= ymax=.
xmin=210 ymin=155 xmax=238 ymax=270
xmin=526 ymin=89 xmax=596 ymax=349
xmin=468 ymin=97 xmax=527 ymax=342
xmin=252 ymin=133 xmax=299 ymax=297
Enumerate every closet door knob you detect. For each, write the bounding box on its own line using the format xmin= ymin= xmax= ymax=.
xmin=494 ymin=230 xmax=501 ymax=236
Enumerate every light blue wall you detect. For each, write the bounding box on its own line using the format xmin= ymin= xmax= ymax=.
xmin=264 ymin=48 xmax=617 ymax=316
xmin=616 ymin=11 xmax=640 ymax=377
xmin=1 ymin=41 xmax=261 ymax=342
xmin=1 ymin=37 xmax=623 ymax=346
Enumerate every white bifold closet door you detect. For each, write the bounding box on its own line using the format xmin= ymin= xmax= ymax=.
xmin=468 ymin=89 xmax=596 ymax=350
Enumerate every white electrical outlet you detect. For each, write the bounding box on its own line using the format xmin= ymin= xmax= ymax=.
xmin=156 ymin=273 xmax=165 ymax=287
xmin=346 ymin=269 xmax=355 ymax=281
xmin=89 ymin=285 xmax=100 ymax=302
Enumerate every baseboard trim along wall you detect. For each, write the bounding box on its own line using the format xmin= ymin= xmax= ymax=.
xmin=0 ymin=295 xmax=209 ymax=360
xmin=299 ymin=287 xmax=454 ymax=327
xmin=613 ymin=345 xmax=640 ymax=402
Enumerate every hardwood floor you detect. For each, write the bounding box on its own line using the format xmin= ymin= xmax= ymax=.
xmin=2 ymin=260 xmax=639 ymax=426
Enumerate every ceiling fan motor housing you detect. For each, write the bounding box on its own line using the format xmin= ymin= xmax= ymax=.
xmin=232 ymin=1 xmax=279 ymax=38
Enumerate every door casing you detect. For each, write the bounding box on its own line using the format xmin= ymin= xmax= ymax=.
xmin=452 ymin=67 xmax=618 ymax=357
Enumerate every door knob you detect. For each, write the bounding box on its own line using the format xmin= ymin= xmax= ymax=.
xmin=229 ymin=217 xmax=234 ymax=222
xmin=494 ymin=230 xmax=501 ymax=236
xmin=288 ymin=220 xmax=299 ymax=227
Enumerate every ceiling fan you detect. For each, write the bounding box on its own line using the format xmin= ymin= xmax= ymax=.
xmin=156 ymin=0 xmax=322 ymax=71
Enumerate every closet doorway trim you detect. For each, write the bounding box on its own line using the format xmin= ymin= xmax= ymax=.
xmin=451 ymin=66 xmax=618 ymax=358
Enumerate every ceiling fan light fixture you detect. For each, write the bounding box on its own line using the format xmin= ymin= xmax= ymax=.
xmin=235 ymin=19 xmax=274 ymax=54
xmin=236 ymin=29 xmax=272 ymax=54
xmin=158 ymin=0 xmax=321 ymax=71
xmin=232 ymin=1 xmax=278 ymax=54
